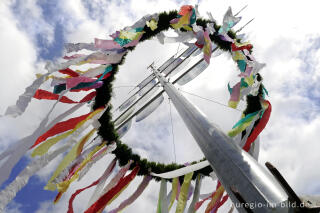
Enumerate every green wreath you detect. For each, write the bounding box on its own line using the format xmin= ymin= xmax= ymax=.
xmin=89 ymin=6 xmax=265 ymax=181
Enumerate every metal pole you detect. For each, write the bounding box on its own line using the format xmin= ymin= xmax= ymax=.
xmin=152 ymin=68 xmax=290 ymax=213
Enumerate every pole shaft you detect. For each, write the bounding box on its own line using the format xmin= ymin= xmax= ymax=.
xmin=152 ymin=69 xmax=290 ymax=213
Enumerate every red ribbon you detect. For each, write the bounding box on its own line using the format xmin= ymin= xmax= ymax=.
xmin=199 ymin=100 xmax=271 ymax=212
xmin=33 ymin=89 xmax=96 ymax=104
xmin=54 ymin=192 xmax=63 ymax=203
xmin=31 ymin=111 xmax=93 ymax=148
xmin=84 ymin=166 xmax=140 ymax=213
xmin=59 ymin=68 xmax=80 ymax=77
xmin=68 ymin=179 xmax=100 ymax=213
xmin=231 ymin=43 xmax=253 ymax=52
xmin=69 ymin=72 xmax=111 ymax=93
xmin=196 ymin=182 xmax=221 ymax=211
xmin=195 ymin=42 xmax=204 ymax=49
xmin=243 ymin=100 xmax=271 ymax=152
xmin=217 ymin=195 xmax=229 ymax=208
xmin=67 ymin=160 xmax=116 ymax=213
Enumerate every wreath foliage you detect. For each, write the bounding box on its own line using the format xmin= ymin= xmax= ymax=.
xmin=90 ymin=10 xmax=263 ymax=181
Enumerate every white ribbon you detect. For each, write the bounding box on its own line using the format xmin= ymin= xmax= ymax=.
xmin=187 ymin=174 xmax=202 ymax=213
xmin=3 ymin=62 xmax=59 ymax=117
xmin=0 ymin=144 xmax=69 ymax=211
xmin=89 ymin=158 xmax=117 ymax=207
xmin=156 ymin=31 xmax=195 ymax=45
xmin=87 ymin=160 xmax=133 ymax=207
xmin=157 ymin=179 xmax=168 ymax=213
xmin=0 ymin=92 xmax=75 ymax=187
xmin=151 ymin=160 xmax=210 ymax=179
xmin=77 ymin=142 xmax=117 ymax=181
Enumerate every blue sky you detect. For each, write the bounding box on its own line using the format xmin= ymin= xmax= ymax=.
xmin=1 ymin=0 xmax=320 ymax=212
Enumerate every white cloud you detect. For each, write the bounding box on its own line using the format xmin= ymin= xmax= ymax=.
xmin=0 ymin=1 xmax=49 ymax=148
xmin=8 ymin=0 xmax=55 ymax=47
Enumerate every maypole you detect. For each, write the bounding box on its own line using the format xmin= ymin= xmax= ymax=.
xmin=1 ymin=3 xmax=320 ymax=213
xmin=151 ymin=64 xmax=289 ymax=212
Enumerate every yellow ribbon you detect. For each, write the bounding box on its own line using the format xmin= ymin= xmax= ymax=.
xmin=234 ymin=41 xmax=251 ymax=48
xmin=50 ymin=143 xmax=105 ymax=197
xmin=32 ymin=108 xmax=103 ymax=157
xmin=119 ymin=30 xmax=144 ymax=41
xmin=168 ymin=177 xmax=179 ymax=210
xmin=171 ymin=13 xmax=192 ymax=31
xmin=176 ymin=172 xmax=194 ymax=213
xmin=44 ymin=129 xmax=96 ymax=192
xmin=146 ymin=19 xmax=158 ymax=31
xmin=244 ymin=75 xmax=254 ymax=86
xmin=232 ymin=51 xmax=246 ymax=61
xmin=31 ymin=130 xmax=74 ymax=157
xmin=228 ymin=117 xmax=255 ymax=137
xmin=205 ymin=185 xmax=225 ymax=213
xmin=228 ymin=101 xmax=238 ymax=109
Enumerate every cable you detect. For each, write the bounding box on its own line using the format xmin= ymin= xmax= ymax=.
xmin=168 ymin=98 xmax=177 ymax=163
xmin=174 ymin=42 xmax=181 ymax=58
xmin=178 ymin=88 xmax=242 ymax=112
xmin=234 ymin=5 xmax=248 ymax=16
xmin=113 ymin=86 xmax=138 ymax=89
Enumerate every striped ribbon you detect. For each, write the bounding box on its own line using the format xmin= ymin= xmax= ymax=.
xmin=176 ymin=172 xmax=194 ymax=213
xmin=67 ymin=158 xmax=117 ymax=213
xmin=84 ymin=166 xmax=140 ymax=213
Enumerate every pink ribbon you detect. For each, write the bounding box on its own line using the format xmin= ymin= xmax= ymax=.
xmin=66 ymin=76 xmax=96 ymax=89
xmin=63 ymin=54 xmax=86 ymax=60
xmin=94 ymin=38 xmax=122 ymax=50
xmin=229 ymin=82 xmax=240 ymax=102
xmin=238 ymin=66 xmax=253 ymax=78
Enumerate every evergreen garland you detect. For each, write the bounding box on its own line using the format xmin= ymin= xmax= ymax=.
xmin=91 ymin=9 xmax=262 ymax=181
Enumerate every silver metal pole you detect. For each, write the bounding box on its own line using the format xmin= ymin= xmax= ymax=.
xmin=152 ymin=68 xmax=290 ymax=213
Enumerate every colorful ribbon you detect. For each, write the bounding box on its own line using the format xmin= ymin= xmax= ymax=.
xmin=31 ymin=108 xmax=103 ymax=149
xmin=203 ymin=29 xmax=212 ymax=64
xmin=243 ymin=100 xmax=271 ymax=151
xmin=146 ymin=19 xmax=158 ymax=31
xmin=87 ymin=160 xmax=133 ymax=208
xmin=205 ymin=184 xmax=225 ymax=213
xmin=170 ymin=5 xmax=196 ymax=31
xmin=59 ymin=68 xmax=80 ymax=77
xmin=231 ymin=42 xmax=253 ymax=52
xmin=53 ymin=143 xmax=107 ymax=202
xmin=109 ymin=175 xmax=152 ymax=213
xmin=67 ymin=158 xmax=117 ymax=213
xmin=53 ymin=66 xmax=112 ymax=94
xmin=176 ymin=172 xmax=194 ymax=213
xmin=228 ymin=82 xmax=241 ymax=108
xmin=33 ymin=89 xmax=96 ymax=104
xmin=228 ymin=111 xmax=260 ymax=137
xmin=218 ymin=7 xmax=241 ymax=35
xmin=113 ymin=28 xmax=144 ymax=47
xmin=43 ymin=129 xmax=96 ymax=193
xmin=168 ymin=177 xmax=179 ymax=210
xmin=84 ymin=166 xmax=140 ymax=213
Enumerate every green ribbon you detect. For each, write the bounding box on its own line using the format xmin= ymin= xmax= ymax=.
xmin=176 ymin=172 xmax=194 ymax=213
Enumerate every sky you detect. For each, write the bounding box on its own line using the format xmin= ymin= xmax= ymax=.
xmin=0 ymin=0 xmax=320 ymax=212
